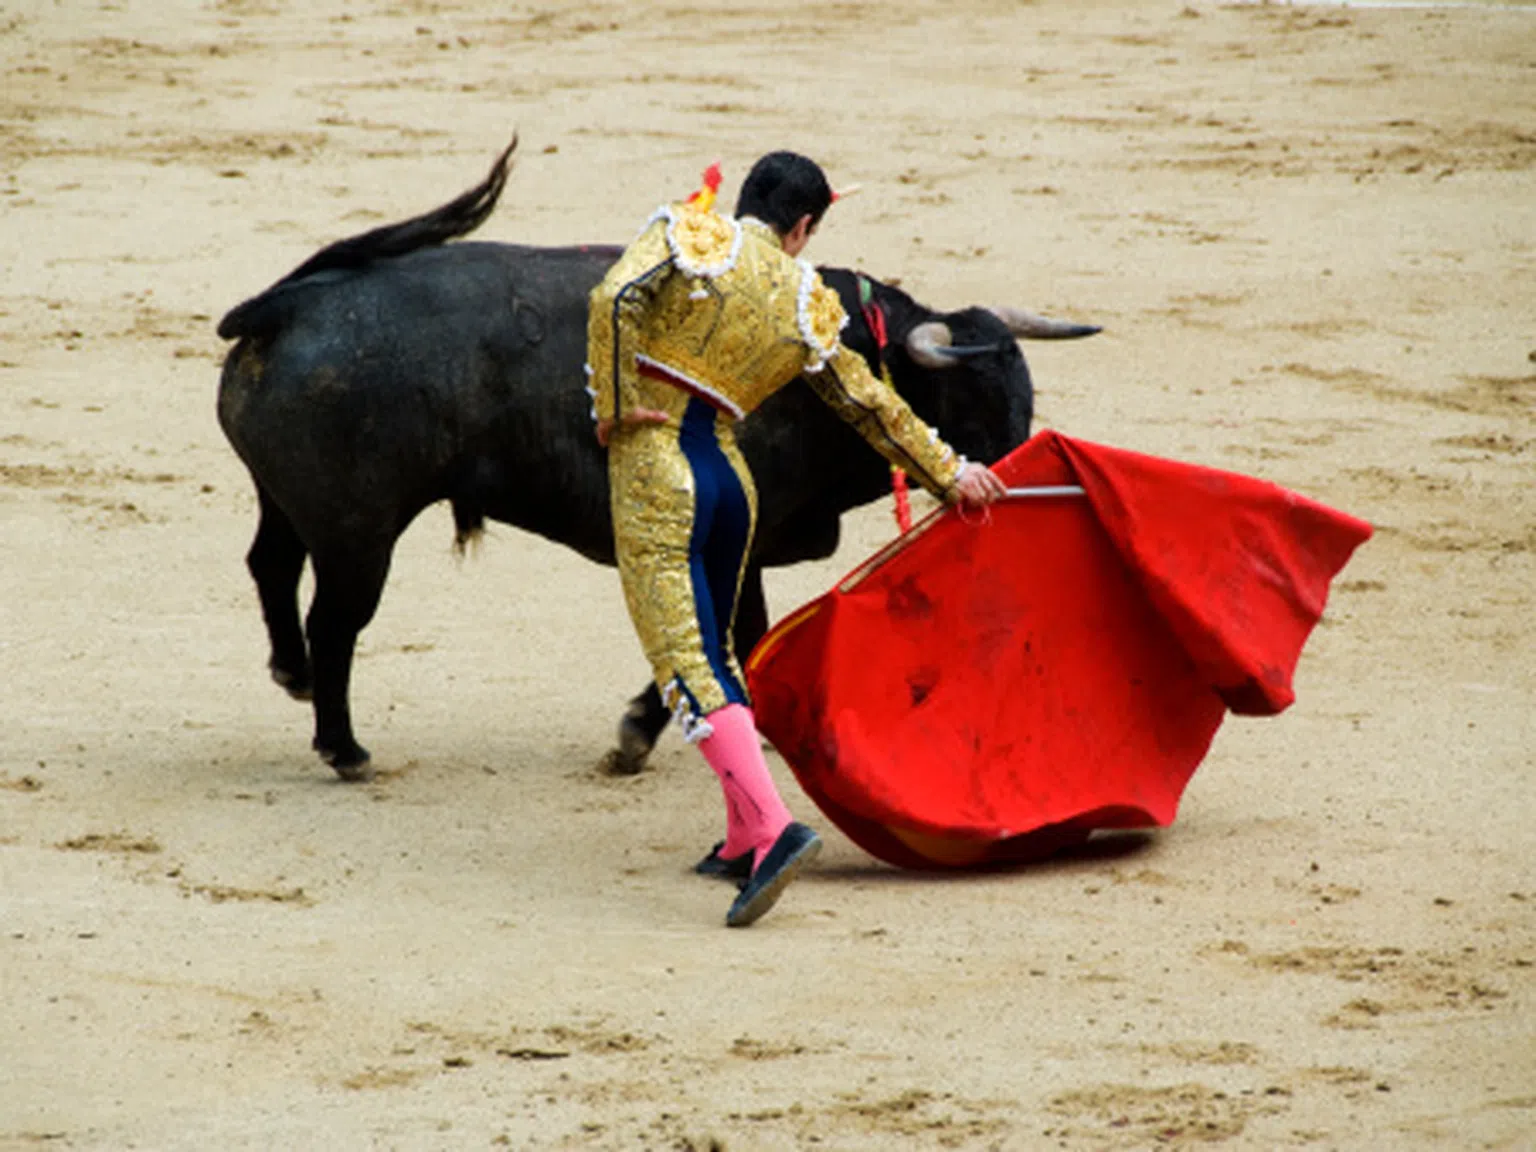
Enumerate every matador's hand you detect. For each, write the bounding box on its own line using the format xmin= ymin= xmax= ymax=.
xmin=595 ymin=408 xmax=670 ymax=447
xmin=950 ymin=462 xmax=1007 ymax=508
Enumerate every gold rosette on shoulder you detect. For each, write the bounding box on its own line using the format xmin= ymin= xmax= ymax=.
xmin=664 ymin=204 xmax=743 ymax=279
xmin=797 ymin=263 xmax=848 ymax=373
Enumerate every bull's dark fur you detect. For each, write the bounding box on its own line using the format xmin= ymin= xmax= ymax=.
xmin=216 ymin=144 xmax=1077 ymax=778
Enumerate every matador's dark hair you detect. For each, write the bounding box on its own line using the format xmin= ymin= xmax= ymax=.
xmin=734 ymin=151 xmax=833 ymax=236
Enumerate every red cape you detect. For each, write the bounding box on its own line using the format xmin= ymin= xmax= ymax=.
xmin=745 ymin=432 xmax=1373 ymax=869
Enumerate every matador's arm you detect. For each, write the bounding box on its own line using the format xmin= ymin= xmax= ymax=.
xmin=801 ymin=292 xmax=963 ymax=498
xmin=585 ymin=219 xmax=674 ymax=424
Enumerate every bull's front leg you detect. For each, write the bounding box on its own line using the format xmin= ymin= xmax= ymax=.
xmin=603 ymin=564 xmax=769 ymax=775
xmin=732 ymin=562 xmax=770 ymax=657
xmin=605 ymin=682 xmax=669 ymax=776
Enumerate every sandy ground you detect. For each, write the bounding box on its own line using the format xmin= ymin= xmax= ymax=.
xmin=2 ymin=0 xmax=1533 ymax=1148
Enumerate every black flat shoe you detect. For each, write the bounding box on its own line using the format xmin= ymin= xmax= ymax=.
xmin=694 ymin=841 xmax=753 ymax=881
xmin=725 ymin=823 xmax=822 ymax=928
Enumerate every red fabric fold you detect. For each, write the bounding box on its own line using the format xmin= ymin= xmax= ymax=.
xmin=1044 ymin=434 xmax=1373 ymax=715
xmin=745 ymin=432 xmax=1372 ymax=870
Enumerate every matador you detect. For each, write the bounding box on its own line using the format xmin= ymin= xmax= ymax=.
xmin=586 ymin=152 xmax=1005 ymax=927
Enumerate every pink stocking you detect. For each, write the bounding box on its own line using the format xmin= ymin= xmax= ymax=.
xmin=697 ymin=704 xmax=793 ymax=866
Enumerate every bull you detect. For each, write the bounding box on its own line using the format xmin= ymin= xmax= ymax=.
xmin=215 ymin=140 xmax=1098 ymax=780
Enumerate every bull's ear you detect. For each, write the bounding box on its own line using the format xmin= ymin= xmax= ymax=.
xmin=905 ymin=321 xmax=957 ymax=368
xmin=987 ymin=306 xmax=1101 ymax=340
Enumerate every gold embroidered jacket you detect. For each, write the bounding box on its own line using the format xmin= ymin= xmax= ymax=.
xmin=586 ymin=205 xmax=962 ymax=497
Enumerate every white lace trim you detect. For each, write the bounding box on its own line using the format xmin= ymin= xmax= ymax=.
xmin=933 ymin=429 xmax=955 ymax=466
xmin=639 ymin=203 xmax=744 ymax=280
xmin=737 ymin=215 xmax=775 ymax=240
xmin=796 ymin=259 xmax=846 ymax=375
xmin=635 ymin=355 xmax=745 ymax=420
xmin=637 ymin=203 xmax=679 ymax=241
xmin=663 ymin=678 xmax=715 ymax=744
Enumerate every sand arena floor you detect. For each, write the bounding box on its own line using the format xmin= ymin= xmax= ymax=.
xmin=1 ymin=1 xmax=1532 ymax=1147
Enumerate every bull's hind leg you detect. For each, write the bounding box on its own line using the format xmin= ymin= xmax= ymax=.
xmin=248 ymin=487 xmax=311 ymax=699
xmin=305 ymin=541 xmax=394 ymax=781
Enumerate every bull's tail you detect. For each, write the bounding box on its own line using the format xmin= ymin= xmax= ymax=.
xmin=217 ymin=136 xmax=518 ymax=341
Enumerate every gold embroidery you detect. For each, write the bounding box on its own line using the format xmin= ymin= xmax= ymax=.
xmin=609 ymin=420 xmax=757 ymax=724
xmin=667 ymin=207 xmax=739 ymax=277
xmin=589 ymin=200 xmax=967 ymax=722
xmin=588 ymin=203 xmax=963 ymax=492
xmin=800 ymin=277 xmax=845 ymax=368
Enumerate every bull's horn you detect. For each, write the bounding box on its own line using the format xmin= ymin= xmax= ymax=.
xmin=988 ymin=306 xmax=1101 ymax=340
xmin=905 ymin=321 xmax=958 ymax=367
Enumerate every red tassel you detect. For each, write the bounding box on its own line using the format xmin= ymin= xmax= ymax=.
xmin=891 ymin=466 xmax=912 ymax=534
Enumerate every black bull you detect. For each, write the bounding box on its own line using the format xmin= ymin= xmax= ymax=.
xmin=216 ymin=144 xmax=1098 ymax=779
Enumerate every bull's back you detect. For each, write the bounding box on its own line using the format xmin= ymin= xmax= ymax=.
xmin=217 ymin=242 xmax=617 ymax=547
xmin=220 ymin=242 xmax=606 ymax=401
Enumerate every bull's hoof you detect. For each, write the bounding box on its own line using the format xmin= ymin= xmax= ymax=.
xmin=600 ymin=746 xmax=645 ymax=776
xmin=603 ymin=714 xmax=655 ymax=776
xmin=314 ymin=738 xmax=373 ymax=782
xmin=270 ymin=662 xmax=313 ymax=702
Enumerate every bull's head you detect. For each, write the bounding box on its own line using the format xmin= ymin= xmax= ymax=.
xmin=819 ymin=268 xmax=1098 ymax=482
xmin=904 ymin=308 xmax=1101 ymax=367
xmin=893 ymin=305 xmax=1043 ymax=470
